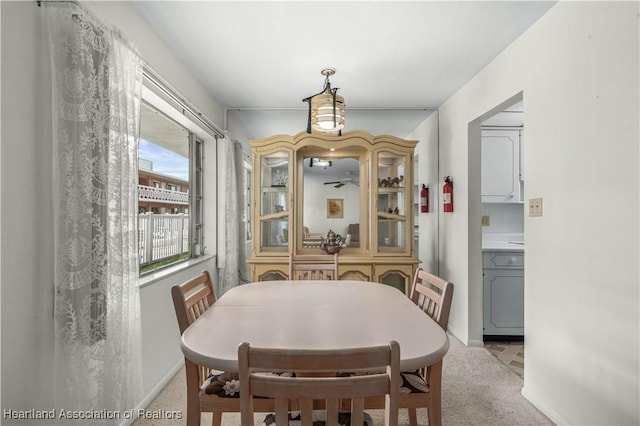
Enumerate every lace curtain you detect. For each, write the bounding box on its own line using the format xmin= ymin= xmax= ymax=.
xmin=219 ymin=135 xmax=246 ymax=295
xmin=46 ymin=2 xmax=143 ymax=421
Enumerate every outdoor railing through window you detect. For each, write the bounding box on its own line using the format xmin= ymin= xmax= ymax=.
xmin=139 ymin=184 xmax=189 ymax=205
xmin=139 ymin=213 xmax=189 ymax=267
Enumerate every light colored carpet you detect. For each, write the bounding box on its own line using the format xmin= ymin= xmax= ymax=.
xmin=133 ymin=335 xmax=553 ymax=425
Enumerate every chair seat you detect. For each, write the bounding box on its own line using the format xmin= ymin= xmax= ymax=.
xmin=399 ymin=370 xmax=430 ymax=394
xmin=201 ymin=371 xmax=240 ymax=397
xmin=201 ymin=371 xmax=296 ymax=397
xmin=337 ymin=370 xmax=429 ymax=395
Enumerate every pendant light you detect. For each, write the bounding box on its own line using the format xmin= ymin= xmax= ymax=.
xmin=303 ymin=68 xmax=345 ymax=134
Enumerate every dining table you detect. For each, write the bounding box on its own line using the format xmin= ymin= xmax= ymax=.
xmin=181 ymin=280 xmax=448 ymax=370
xmin=180 ymin=280 xmax=449 ymax=422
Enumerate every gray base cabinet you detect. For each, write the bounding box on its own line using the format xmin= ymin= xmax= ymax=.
xmin=483 ymin=251 xmax=524 ymax=336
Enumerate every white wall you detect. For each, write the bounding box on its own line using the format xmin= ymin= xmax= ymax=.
xmin=425 ymin=2 xmax=639 ymax=424
xmin=1 ymin=0 xmax=226 ymax=418
xmin=1 ymin=2 xmax=55 ymax=415
xmin=137 ymin=258 xmax=215 ymax=399
xmin=407 ymin=111 xmax=439 ymax=272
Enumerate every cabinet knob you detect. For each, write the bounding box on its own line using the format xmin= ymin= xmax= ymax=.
xmin=511 ymin=257 xmax=517 ymax=263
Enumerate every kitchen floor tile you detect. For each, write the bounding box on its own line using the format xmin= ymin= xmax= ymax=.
xmin=484 ymin=341 xmax=524 ymax=378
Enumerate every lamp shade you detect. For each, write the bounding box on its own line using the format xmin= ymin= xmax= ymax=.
xmin=304 ymin=68 xmax=345 ymax=134
xmin=310 ymin=92 xmax=345 ymax=132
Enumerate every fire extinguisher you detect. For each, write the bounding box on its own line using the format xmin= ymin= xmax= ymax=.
xmin=443 ymin=176 xmax=454 ymax=213
xmin=420 ymin=184 xmax=429 ymax=213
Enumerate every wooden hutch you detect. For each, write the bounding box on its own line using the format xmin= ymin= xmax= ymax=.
xmin=247 ymin=131 xmax=419 ymax=294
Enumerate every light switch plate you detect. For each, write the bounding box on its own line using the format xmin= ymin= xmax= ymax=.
xmin=529 ymin=198 xmax=543 ymax=217
xmin=481 ymin=215 xmax=490 ymax=226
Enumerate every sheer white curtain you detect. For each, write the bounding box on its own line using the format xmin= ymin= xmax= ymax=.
xmin=219 ymin=134 xmax=246 ymax=295
xmin=46 ymin=2 xmax=143 ymax=421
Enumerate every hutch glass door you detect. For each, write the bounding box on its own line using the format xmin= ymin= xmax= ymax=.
xmin=258 ymin=151 xmax=290 ymax=252
xmin=375 ymin=151 xmax=410 ymax=255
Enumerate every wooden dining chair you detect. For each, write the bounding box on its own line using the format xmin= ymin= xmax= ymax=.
xmin=238 ymin=341 xmax=400 ymax=426
xmin=288 ymin=253 xmax=339 ymax=280
xmin=404 ymin=268 xmax=454 ymax=426
xmin=171 ymin=270 xmax=276 ymax=426
xmin=361 ymin=269 xmax=454 ymax=426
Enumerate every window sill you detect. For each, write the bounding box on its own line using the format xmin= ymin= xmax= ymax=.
xmin=138 ymin=254 xmax=216 ymax=289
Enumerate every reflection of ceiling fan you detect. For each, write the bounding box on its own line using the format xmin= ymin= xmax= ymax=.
xmin=324 ymin=178 xmax=359 ymax=188
xmin=309 ymin=158 xmax=332 ymax=168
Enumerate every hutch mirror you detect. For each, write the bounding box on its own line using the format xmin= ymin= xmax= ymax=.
xmin=300 ymin=156 xmax=364 ymax=250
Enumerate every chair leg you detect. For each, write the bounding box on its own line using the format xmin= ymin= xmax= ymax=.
xmin=408 ymin=408 xmax=418 ymax=426
xmin=427 ymin=361 xmax=443 ymax=426
xmin=212 ymin=412 xmax=222 ymax=426
xmin=184 ymin=361 xmax=201 ymax=426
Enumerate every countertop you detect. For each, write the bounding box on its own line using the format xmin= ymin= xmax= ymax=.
xmin=482 ymin=234 xmax=525 ymax=252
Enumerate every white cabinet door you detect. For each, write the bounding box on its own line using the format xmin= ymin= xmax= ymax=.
xmin=482 ymin=129 xmax=521 ymax=203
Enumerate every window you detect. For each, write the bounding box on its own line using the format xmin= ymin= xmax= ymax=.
xmin=138 ymin=102 xmax=200 ymax=273
xmin=138 ymin=67 xmax=221 ymax=276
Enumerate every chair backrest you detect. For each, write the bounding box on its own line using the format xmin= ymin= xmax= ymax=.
xmin=289 ymin=253 xmax=339 ymax=280
xmin=171 ymin=269 xmax=217 ymax=334
xmin=410 ymin=268 xmax=454 ymax=331
xmin=238 ymin=341 xmax=400 ymax=426
xmin=171 ymin=270 xmax=217 ymax=384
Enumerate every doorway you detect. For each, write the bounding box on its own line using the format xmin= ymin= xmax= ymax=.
xmin=469 ymin=93 xmax=525 ymax=377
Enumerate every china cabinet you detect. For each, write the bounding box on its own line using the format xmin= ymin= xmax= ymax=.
xmin=247 ymin=131 xmax=420 ymax=294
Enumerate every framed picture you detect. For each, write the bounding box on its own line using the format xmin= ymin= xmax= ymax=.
xmin=327 ymin=198 xmax=343 ymax=218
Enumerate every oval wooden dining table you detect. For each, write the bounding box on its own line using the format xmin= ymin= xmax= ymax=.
xmin=181 ymin=280 xmax=448 ymax=371
xmin=180 ymin=280 xmax=449 ymax=424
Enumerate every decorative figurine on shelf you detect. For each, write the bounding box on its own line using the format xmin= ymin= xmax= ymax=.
xmin=320 ymin=229 xmax=347 ymax=254
xmin=392 ymin=175 xmax=404 ymax=187
xmin=378 ymin=175 xmax=405 ymax=187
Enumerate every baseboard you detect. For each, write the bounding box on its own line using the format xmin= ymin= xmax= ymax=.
xmin=447 ymin=325 xmax=485 ymax=347
xmin=466 ymin=338 xmax=485 ymax=347
xmin=119 ymin=357 xmax=184 ymax=426
xmin=483 ymin=335 xmax=525 ymax=342
xmin=521 ymin=385 xmax=569 ymax=425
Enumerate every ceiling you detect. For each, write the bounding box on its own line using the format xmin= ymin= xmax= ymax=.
xmin=131 ymin=1 xmax=554 ymax=140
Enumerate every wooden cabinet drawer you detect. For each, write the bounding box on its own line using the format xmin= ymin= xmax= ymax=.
xmin=338 ymin=264 xmax=373 ymax=281
xmin=483 ymin=252 xmax=524 ymax=269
